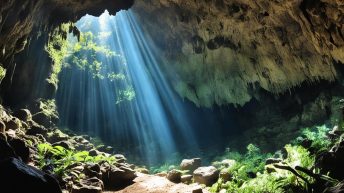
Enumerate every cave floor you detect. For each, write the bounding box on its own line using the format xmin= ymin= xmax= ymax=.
xmin=107 ymin=173 xmax=208 ymax=193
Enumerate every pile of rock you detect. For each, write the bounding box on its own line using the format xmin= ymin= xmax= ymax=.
xmin=0 ymin=106 xmax=138 ymax=193
xmin=163 ymin=158 xmax=221 ymax=188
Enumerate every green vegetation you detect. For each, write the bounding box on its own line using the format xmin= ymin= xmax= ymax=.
xmin=294 ymin=125 xmax=332 ymax=154
xmin=39 ymin=99 xmax=59 ymax=120
xmin=37 ymin=143 xmax=116 ymax=177
xmin=209 ymin=125 xmax=337 ymax=193
xmin=46 ymin=24 xmax=70 ymax=87
xmin=46 ymin=23 xmax=135 ymax=104
xmin=0 ymin=65 xmax=6 ymax=84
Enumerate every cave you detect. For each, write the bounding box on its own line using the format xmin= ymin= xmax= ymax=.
xmin=1 ymin=0 xmax=344 ymax=193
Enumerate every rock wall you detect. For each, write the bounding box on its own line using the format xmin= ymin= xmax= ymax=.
xmin=0 ymin=0 xmax=133 ymax=107
xmin=133 ymin=0 xmax=344 ymax=107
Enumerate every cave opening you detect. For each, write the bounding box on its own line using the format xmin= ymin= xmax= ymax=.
xmin=1 ymin=1 xmax=344 ymax=192
xmin=53 ymin=10 xmax=241 ymax=166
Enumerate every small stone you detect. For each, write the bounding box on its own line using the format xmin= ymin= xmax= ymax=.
xmin=89 ymin=149 xmax=100 ymax=156
xmin=135 ymin=167 xmax=149 ymax=174
xmin=166 ymin=169 xmax=181 ymax=183
xmin=219 ymin=189 xmax=227 ymax=193
xmin=181 ymin=174 xmax=193 ymax=184
xmin=114 ymin=154 xmax=126 ymax=163
xmin=156 ymin=172 xmax=167 ymax=177
xmin=219 ymin=169 xmax=231 ymax=182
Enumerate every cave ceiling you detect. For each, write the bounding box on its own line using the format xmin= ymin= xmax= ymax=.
xmin=133 ymin=0 xmax=344 ymax=107
xmin=1 ymin=0 xmax=344 ymax=107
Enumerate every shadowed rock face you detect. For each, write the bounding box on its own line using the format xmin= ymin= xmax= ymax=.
xmin=0 ymin=0 xmax=134 ymax=107
xmin=132 ymin=0 xmax=344 ymax=107
xmin=0 ymin=0 xmax=133 ymax=64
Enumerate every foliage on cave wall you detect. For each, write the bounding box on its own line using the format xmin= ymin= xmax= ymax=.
xmin=46 ymin=22 xmax=135 ymax=104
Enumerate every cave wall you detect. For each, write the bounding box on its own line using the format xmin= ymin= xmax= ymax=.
xmin=0 ymin=0 xmax=134 ymax=108
xmin=132 ymin=0 xmax=344 ymax=107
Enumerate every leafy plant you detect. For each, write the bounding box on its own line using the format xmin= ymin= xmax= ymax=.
xmin=295 ymin=125 xmax=332 ymax=154
xmin=37 ymin=143 xmax=116 ymax=177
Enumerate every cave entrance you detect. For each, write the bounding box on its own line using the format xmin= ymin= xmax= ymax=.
xmin=53 ymin=10 xmax=201 ymax=166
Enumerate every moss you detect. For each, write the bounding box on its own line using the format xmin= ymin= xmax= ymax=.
xmin=46 ymin=24 xmax=70 ymax=87
xmin=0 ymin=65 xmax=6 ymax=84
xmin=39 ymin=99 xmax=58 ymax=119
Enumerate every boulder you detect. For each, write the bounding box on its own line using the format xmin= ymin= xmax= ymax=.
xmin=114 ymin=154 xmax=127 ymax=163
xmin=0 ymin=158 xmax=62 ymax=193
xmin=102 ymin=164 xmax=136 ymax=189
xmin=0 ymin=135 xmax=17 ymax=159
xmin=8 ymin=138 xmax=30 ymax=163
xmin=193 ymin=166 xmax=219 ymax=186
xmin=97 ymin=145 xmax=114 ymax=154
xmin=14 ymin=109 xmax=32 ymax=121
xmin=89 ymin=149 xmax=101 ymax=156
xmin=181 ymin=174 xmax=193 ymax=184
xmin=32 ymin=112 xmax=56 ymax=128
xmin=4 ymin=117 xmax=21 ymax=130
xmin=180 ymin=158 xmax=202 ymax=173
xmin=85 ymin=163 xmax=101 ymax=178
xmin=166 ymin=169 xmax=181 ymax=183
xmin=53 ymin=140 xmax=74 ymax=150
xmin=26 ymin=125 xmax=48 ymax=136
xmin=47 ymin=130 xmax=69 ymax=143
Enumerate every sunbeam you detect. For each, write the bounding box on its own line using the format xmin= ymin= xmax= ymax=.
xmin=56 ymin=10 xmax=199 ymax=165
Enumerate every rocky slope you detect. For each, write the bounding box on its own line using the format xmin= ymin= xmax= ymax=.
xmin=133 ymin=0 xmax=344 ymax=107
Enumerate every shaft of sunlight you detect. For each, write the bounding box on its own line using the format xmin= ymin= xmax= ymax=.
xmin=57 ymin=10 xmax=199 ymax=165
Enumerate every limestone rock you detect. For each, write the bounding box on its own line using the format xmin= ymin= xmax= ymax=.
xmin=181 ymin=174 xmax=193 ymax=184
xmin=14 ymin=109 xmax=32 ymax=122
xmin=180 ymin=158 xmax=202 ymax=173
xmin=166 ymin=169 xmax=182 ymax=183
xmin=102 ymin=164 xmax=136 ymax=189
xmin=193 ymin=166 xmax=219 ymax=186
xmin=4 ymin=117 xmax=21 ymax=130
xmin=26 ymin=125 xmax=48 ymax=136
xmin=8 ymin=138 xmax=30 ymax=163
